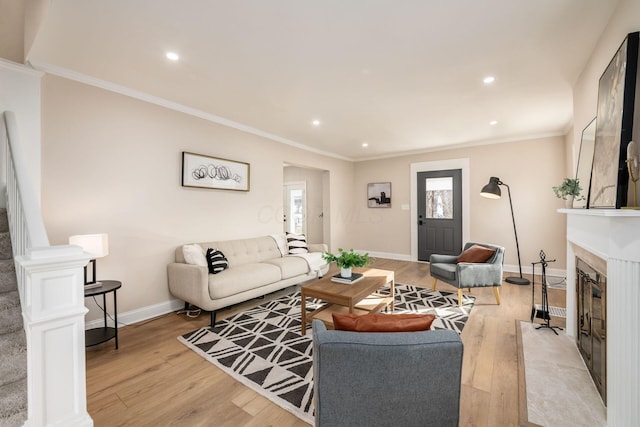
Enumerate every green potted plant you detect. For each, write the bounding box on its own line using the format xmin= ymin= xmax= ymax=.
xmin=552 ymin=178 xmax=584 ymax=207
xmin=322 ymin=248 xmax=371 ymax=278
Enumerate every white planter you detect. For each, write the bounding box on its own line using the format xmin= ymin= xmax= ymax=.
xmin=565 ymin=195 xmax=574 ymax=208
xmin=340 ymin=267 xmax=352 ymax=278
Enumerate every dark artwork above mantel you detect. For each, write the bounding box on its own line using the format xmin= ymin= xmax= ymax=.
xmin=589 ymin=31 xmax=639 ymax=209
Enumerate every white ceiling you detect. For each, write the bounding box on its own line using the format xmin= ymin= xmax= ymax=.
xmin=27 ymin=0 xmax=620 ymax=160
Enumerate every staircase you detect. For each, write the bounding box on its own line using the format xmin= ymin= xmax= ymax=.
xmin=0 ymin=208 xmax=26 ymax=427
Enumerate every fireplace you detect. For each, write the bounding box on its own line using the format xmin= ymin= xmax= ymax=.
xmin=562 ymin=208 xmax=640 ymax=426
xmin=576 ymin=257 xmax=606 ymax=403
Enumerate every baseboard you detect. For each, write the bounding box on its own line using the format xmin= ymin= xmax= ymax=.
xmin=85 ymin=298 xmax=184 ymax=329
xmin=84 ymin=262 xmax=566 ymax=330
xmin=364 ymin=250 xmax=412 ymax=262
xmin=503 ymin=263 xmax=566 ymax=279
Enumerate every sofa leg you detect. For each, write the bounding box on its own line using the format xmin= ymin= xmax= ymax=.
xmin=457 ymin=289 xmax=463 ymax=306
xmin=184 ymin=301 xmax=189 ymax=311
xmin=431 ymin=277 xmax=438 ymax=291
xmin=210 ymin=311 xmax=217 ymax=328
xmin=493 ymin=286 xmax=501 ymax=305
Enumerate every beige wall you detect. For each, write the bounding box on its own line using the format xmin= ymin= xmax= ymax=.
xmin=0 ymin=0 xmax=25 ymax=62
xmin=283 ymin=166 xmax=326 ymax=244
xmin=353 ymin=136 xmax=568 ymax=269
xmin=572 ymin=0 xmax=640 ymax=206
xmin=41 ymin=75 xmax=354 ymax=320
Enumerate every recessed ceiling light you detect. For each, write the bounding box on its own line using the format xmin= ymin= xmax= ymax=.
xmin=490 ymin=120 xmax=498 ymax=126
xmin=166 ymin=52 xmax=180 ymax=61
xmin=362 ymin=142 xmax=369 ymax=148
xmin=312 ymin=119 xmax=321 ymax=126
xmin=483 ymin=76 xmax=495 ymax=84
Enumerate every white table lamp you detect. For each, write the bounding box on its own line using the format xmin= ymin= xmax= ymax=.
xmin=69 ymin=233 xmax=109 ymax=286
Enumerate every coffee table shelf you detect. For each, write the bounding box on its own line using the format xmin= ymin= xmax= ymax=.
xmin=300 ymin=268 xmax=394 ymax=335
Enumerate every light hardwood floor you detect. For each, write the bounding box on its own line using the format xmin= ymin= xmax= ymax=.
xmin=86 ymin=258 xmax=567 ymax=426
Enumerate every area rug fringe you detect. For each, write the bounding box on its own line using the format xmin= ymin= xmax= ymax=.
xmin=178 ymin=284 xmax=474 ymax=424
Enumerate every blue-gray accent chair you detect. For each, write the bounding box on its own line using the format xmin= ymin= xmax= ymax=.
xmin=312 ymin=319 xmax=463 ymax=427
xmin=429 ymin=241 xmax=505 ymax=306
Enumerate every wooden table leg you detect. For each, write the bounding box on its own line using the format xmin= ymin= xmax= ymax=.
xmin=390 ymin=278 xmax=395 ymax=311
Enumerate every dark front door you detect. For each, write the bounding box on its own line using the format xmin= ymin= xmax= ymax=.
xmin=417 ymin=169 xmax=462 ymax=261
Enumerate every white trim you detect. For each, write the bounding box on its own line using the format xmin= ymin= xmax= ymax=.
xmin=0 ymin=58 xmax=44 ymax=76
xmin=410 ymin=159 xmax=471 ymax=261
xmin=85 ymin=298 xmax=183 ymax=329
xmin=356 ymin=132 xmax=565 ymax=162
xmin=503 ymin=263 xmax=566 ymax=279
xmin=30 ymin=60 xmax=351 ymax=162
xmin=365 ymin=250 xmax=412 ymax=262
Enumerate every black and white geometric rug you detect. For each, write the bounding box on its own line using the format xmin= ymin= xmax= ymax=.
xmin=178 ymin=284 xmax=475 ymax=424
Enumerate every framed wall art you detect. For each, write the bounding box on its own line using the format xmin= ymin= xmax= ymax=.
xmin=573 ymin=118 xmax=596 ymax=208
xmin=182 ymin=151 xmax=250 ymax=191
xmin=589 ymin=31 xmax=639 ymax=209
xmin=367 ymin=182 xmax=391 ymax=208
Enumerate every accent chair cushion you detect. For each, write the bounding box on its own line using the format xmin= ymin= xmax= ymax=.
xmin=457 ymin=244 xmax=496 ymax=263
xmin=286 ymin=232 xmax=309 ymax=254
xmin=332 ymin=312 xmax=436 ymax=332
xmin=205 ymin=248 xmax=229 ymax=274
xmin=182 ymin=244 xmax=207 ymax=266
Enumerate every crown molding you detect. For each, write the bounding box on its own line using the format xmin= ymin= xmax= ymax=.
xmin=355 ymin=131 xmax=567 ymax=162
xmin=28 ymin=60 xmax=353 ymax=162
xmin=0 ymin=58 xmax=44 ymax=76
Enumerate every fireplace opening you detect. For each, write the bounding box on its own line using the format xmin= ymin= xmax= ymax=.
xmin=576 ymin=257 xmax=607 ymax=404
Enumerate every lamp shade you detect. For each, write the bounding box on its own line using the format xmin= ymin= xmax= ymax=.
xmin=69 ymin=234 xmax=109 ymax=258
xmin=480 ymin=177 xmax=502 ymax=199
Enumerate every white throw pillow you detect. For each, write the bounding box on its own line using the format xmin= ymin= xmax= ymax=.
xmin=271 ymin=233 xmax=288 ymax=256
xmin=182 ymin=244 xmax=207 ymax=266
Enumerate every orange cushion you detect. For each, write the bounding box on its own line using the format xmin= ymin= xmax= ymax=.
xmin=457 ymin=245 xmax=496 ymax=263
xmin=332 ymin=312 xmax=436 ymax=332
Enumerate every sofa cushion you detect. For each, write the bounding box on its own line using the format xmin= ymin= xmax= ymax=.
xmin=182 ymin=244 xmax=206 ymax=266
xmin=286 ymin=232 xmax=308 ymax=254
xmin=430 ymin=263 xmax=457 ymax=281
xmin=205 ymin=248 xmax=229 ymax=274
xmin=457 ymin=244 xmax=496 ymax=263
xmin=262 ymin=256 xmax=309 ymax=279
xmin=208 ymin=263 xmax=282 ymax=299
xmin=332 ymin=313 xmax=436 ymax=332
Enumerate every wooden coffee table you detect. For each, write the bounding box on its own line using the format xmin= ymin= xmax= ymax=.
xmin=300 ymin=268 xmax=394 ymax=335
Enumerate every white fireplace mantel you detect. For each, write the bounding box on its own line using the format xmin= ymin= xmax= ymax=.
xmin=560 ymin=208 xmax=640 ymax=427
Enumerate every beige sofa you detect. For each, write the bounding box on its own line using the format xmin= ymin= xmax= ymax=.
xmin=167 ymin=235 xmax=329 ymax=326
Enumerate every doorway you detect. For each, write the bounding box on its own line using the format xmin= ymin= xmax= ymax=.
xmin=417 ymin=169 xmax=462 ymax=260
xmin=410 ymin=159 xmax=470 ymax=262
xmin=283 ymin=181 xmax=307 ymax=235
xmin=283 ymin=165 xmax=330 ymax=245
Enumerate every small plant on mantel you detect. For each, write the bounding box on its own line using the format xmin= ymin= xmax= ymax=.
xmin=553 ymin=178 xmax=584 ymax=201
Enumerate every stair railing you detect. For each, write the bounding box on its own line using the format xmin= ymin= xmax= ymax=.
xmin=1 ymin=111 xmax=93 ymax=426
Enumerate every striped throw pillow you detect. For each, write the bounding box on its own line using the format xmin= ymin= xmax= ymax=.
xmin=205 ymin=248 xmax=229 ymax=274
xmin=286 ymin=232 xmax=309 ymax=254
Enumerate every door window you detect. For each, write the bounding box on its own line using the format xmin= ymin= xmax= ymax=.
xmin=425 ymin=177 xmax=453 ymax=219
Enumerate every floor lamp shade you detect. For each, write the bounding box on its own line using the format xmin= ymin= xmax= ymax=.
xmin=479 ymin=177 xmax=530 ymax=285
xmin=69 ymin=234 xmax=109 ymax=285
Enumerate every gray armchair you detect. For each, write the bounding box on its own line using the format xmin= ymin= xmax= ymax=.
xmin=429 ymin=241 xmax=504 ymax=306
xmin=312 ymin=319 xmax=463 ymax=427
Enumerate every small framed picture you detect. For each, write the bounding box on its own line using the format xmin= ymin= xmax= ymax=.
xmin=182 ymin=151 xmax=250 ymax=191
xmin=367 ymin=182 xmax=391 ymax=208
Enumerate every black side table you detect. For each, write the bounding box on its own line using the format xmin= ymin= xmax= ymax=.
xmin=84 ymin=280 xmax=121 ymax=349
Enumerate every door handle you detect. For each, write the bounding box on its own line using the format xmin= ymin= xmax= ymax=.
xmin=418 ymin=220 xmax=423 ymax=226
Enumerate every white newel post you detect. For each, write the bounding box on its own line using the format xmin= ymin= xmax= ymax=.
xmin=18 ymin=245 xmax=92 ymax=427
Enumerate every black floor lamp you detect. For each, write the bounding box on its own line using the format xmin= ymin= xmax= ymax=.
xmin=480 ymin=177 xmax=530 ymax=285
